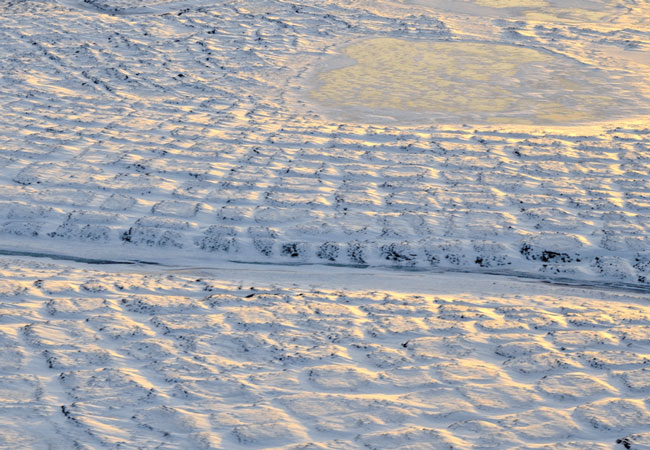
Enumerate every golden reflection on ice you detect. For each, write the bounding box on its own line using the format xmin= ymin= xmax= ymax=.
xmin=311 ymin=38 xmax=645 ymax=125
xmin=474 ymin=0 xmax=547 ymax=7
xmin=402 ymin=0 xmax=650 ymax=28
xmin=523 ymin=8 xmax=610 ymax=24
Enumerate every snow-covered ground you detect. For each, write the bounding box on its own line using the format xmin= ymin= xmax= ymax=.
xmin=1 ymin=0 xmax=650 ymax=447
xmin=1 ymin=256 xmax=650 ymax=449
xmin=2 ymin=0 xmax=650 ymax=285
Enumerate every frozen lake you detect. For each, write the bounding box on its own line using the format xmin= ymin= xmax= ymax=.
xmin=311 ymin=38 xmax=649 ymax=124
xmin=403 ymin=0 xmax=646 ymax=23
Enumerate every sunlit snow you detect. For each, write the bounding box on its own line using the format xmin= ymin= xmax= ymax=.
xmin=1 ymin=0 xmax=650 ymax=447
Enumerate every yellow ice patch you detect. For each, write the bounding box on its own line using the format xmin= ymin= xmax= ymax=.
xmin=311 ymin=38 xmax=642 ymax=124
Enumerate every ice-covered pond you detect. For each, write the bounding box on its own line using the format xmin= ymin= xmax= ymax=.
xmin=311 ymin=38 xmax=648 ymax=125
xmin=398 ymin=0 xmax=640 ymax=23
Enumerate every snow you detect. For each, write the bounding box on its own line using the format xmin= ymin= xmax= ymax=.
xmin=1 ymin=0 xmax=650 ymax=447
xmin=1 ymin=257 xmax=649 ymax=448
xmin=0 ymin=0 xmax=649 ymax=286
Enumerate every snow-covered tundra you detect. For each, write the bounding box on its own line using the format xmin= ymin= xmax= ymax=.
xmin=0 ymin=0 xmax=649 ymax=447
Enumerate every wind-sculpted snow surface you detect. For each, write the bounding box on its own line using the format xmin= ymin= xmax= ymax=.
xmin=1 ymin=0 xmax=650 ymax=285
xmin=1 ymin=257 xmax=649 ymax=449
xmin=3 ymin=1 xmax=650 ymax=448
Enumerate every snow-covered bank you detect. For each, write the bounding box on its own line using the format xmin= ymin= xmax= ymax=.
xmin=1 ymin=256 xmax=649 ymax=449
xmin=2 ymin=0 xmax=650 ymax=286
